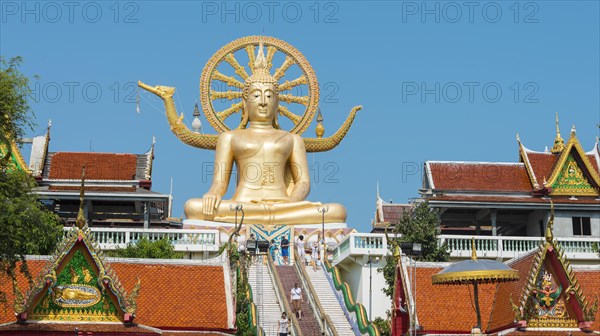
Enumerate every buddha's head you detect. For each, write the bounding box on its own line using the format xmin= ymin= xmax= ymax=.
xmin=241 ymin=41 xmax=279 ymax=128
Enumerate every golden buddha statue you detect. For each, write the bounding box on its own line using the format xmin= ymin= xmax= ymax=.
xmin=138 ymin=36 xmax=361 ymax=225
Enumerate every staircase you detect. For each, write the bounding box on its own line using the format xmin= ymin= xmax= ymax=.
xmin=248 ymin=262 xmax=283 ymax=335
xmin=304 ymin=267 xmax=356 ymax=335
xmin=276 ymin=265 xmax=322 ymax=335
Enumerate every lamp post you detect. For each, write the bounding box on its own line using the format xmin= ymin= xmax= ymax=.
xmin=317 ymin=206 xmax=329 ymax=264
xmin=367 ymin=250 xmax=379 ymax=319
xmin=369 ymin=250 xmax=372 ymax=319
xmin=400 ymin=242 xmax=422 ymax=336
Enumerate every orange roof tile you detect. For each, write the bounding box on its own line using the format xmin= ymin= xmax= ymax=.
xmin=381 ymin=204 xmax=410 ymax=224
xmin=415 ymin=266 xmax=498 ymax=333
xmin=110 ymin=262 xmax=230 ymax=330
xmin=0 ymin=259 xmax=232 ymax=332
xmin=49 ymin=152 xmax=137 ymax=180
xmin=526 ymin=152 xmax=559 ymax=186
xmin=486 ymin=253 xmax=536 ymax=332
xmin=428 ymin=163 xmax=532 ymax=192
xmin=411 ymin=257 xmax=599 ymax=334
xmin=573 ymin=269 xmax=600 ymax=330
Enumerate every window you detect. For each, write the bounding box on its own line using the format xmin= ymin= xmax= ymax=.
xmin=572 ymin=217 xmax=591 ymax=236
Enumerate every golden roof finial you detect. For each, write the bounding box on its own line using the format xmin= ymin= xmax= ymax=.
xmin=551 ymin=112 xmax=565 ymax=154
xmin=471 ymin=237 xmax=478 ymax=261
xmin=571 ymin=124 xmax=576 ymax=136
xmin=76 ymin=166 xmax=86 ymax=229
xmin=546 ymin=200 xmax=555 ymax=242
xmin=316 ymin=108 xmax=325 ymax=138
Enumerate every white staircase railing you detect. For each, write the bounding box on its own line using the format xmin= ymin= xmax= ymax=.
xmin=332 ymin=233 xmax=387 ymax=265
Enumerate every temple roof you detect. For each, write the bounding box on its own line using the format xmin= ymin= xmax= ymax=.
xmin=44 ymin=150 xmax=154 ymax=180
xmin=423 ymin=120 xmax=600 ymax=205
xmin=426 ymin=161 xmax=532 ymax=192
xmin=395 ymin=206 xmax=600 ymax=334
xmin=372 ymin=187 xmax=411 ymax=230
xmin=400 ymin=258 xmax=599 ymax=334
xmin=1 ymin=258 xmax=235 ymax=333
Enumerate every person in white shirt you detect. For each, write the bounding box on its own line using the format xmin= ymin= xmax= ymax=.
xmin=290 ymin=283 xmax=303 ymax=320
xmin=295 ymin=235 xmax=305 ymax=261
xmin=278 ymin=312 xmax=289 ymax=336
xmin=311 ymin=235 xmax=321 ymax=270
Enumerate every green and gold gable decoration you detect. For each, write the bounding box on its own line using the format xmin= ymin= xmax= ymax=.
xmin=511 ymin=203 xmax=598 ymax=329
xmin=14 ymin=174 xmax=140 ymax=323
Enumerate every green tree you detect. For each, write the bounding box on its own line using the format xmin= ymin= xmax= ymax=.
xmin=1 ymin=56 xmax=36 ymax=149
xmin=0 ymin=57 xmax=62 ymax=306
xmin=593 ymin=242 xmax=600 ymax=258
xmin=372 ymin=316 xmax=391 ymax=336
xmin=110 ymin=237 xmax=184 ymax=259
xmin=379 ymin=201 xmax=449 ymax=300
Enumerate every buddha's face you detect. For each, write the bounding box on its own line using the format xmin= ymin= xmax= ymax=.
xmin=245 ymin=82 xmax=278 ymax=123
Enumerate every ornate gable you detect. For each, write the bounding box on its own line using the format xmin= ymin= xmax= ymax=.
xmin=0 ymin=134 xmax=28 ymax=172
xmin=517 ymin=134 xmax=540 ymax=190
xmin=14 ymin=175 xmax=140 ymax=323
xmin=545 ymin=129 xmax=600 ymax=196
xmin=512 ymin=203 xmax=598 ymax=330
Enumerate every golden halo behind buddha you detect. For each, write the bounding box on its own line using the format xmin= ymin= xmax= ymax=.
xmin=200 ymin=35 xmax=319 ymax=135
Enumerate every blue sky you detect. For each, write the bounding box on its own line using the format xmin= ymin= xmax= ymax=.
xmin=2 ymin=1 xmax=599 ymax=232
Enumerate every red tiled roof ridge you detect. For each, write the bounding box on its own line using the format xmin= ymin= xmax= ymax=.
xmin=570 ymin=265 xmax=600 ymax=271
xmin=108 ymin=257 xmax=226 ymax=266
xmin=585 ymin=141 xmax=600 ymax=155
xmin=412 ymin=261 xmax=450 ymax=269
xmin=435 ymin=191 xmax=532 ymax=196
xmin=504 ymin=249 xmax=537 ymax=266
xmin=429 ymin=195 xmax=600 ymax=205
xmin=428 ymin=160 xmax=525 ymax=166
xmin=520 ymin=143 xmax=549 ymax=154
xmin=50 ymin=151 xmax=141 ymax=155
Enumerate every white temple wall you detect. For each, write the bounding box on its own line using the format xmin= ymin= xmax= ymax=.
xmin=554 ymin=210 xmax=600 ymax=237
xmin=526 ymin=210 xmax=547 ymax=237
xmin=337 ymin=258 xmax=389 ymax=320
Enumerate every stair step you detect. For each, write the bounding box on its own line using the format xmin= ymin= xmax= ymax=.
xmin=302 ymin=267 xmax=356 ymax=335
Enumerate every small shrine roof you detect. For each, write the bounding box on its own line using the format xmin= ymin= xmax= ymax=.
xmin=408 ymin=258 xmax=599 ymax=334
xmin=0 ymin=258 xmax=233 ymax=332
xmin=405 ymin=204 xmax=599 ymax=334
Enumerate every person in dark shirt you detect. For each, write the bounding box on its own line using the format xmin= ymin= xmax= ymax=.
xmin=281 ymin=236 xmax=290 ymax=264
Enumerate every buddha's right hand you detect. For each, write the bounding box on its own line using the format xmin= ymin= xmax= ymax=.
xmin=202 ymin=193 xmax=222 ymax=216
